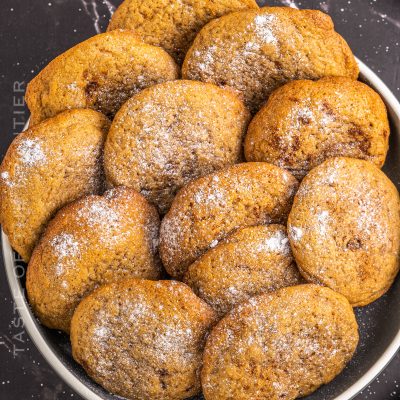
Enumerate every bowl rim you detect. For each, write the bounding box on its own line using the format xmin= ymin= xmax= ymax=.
xmin=2 ymin=58 xmax=400 ymax=400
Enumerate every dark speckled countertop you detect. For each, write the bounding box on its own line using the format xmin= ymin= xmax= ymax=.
xmin=0 ymin=0 xmax=400 ymax=399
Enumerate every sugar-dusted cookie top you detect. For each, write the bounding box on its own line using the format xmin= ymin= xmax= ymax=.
xmin=108 ymin=0 xmax=259 ymax=64
xmin=26 ymin=30 xmax=179 ymax=125
xmin=288 ymin=157 xmax=400 ymax=306
xmin=183 ymin=7 xmax=358 ymax=113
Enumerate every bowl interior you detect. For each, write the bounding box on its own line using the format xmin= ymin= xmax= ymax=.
xmin=3 ymin=56 xmax=400 ymax=400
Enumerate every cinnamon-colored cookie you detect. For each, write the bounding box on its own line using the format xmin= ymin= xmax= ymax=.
xmin=160 ymin=163 xmax=298 ymax=279
xmin=245 ymin=77 xmax=389 ymax=178
xmin=202 ymin=284 xmax=359 ymax=400
xmin=26 ymin=187 xmax=162 ymax=333
xmin=0 ymin=109 xmax=110 ymax=261
xmin=288 ymin=157 xmax=400 ymax=306
xmin=183 ymin=7 xmax=358 ymax=113
xmin=26 ymin=30 xmax=179 ymax=125
xmin=104 ymin=80 xmax=250 ymax=214
xmin=71 ymin=279 xmax=217 ymax=400
xmin=184 ymin=225 xmax=303 ymax=316
xmin=108 ymin=0 xmax=259 ymax=64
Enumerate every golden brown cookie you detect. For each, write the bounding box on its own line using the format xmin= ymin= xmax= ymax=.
xmin=104 ymin=80 xmax=250 ymax=214
xmin=202 ymin=284 xmax=359 ymax=400
xmin=184 ymin=225 xmax=303 ymax=316
xmin=71 ymin=279 xmax=217 ymax=400
xmin=26 ymin=187 xmax=162 ymax=333
xmin=245 ymin=77 xmax=390 ymax=178
xmin=288 ymin=157 xmax=400 ymax=306
xmin=26 ymin=30 xmax=179 ymax=125
xmin=183 ymin=7 xmax=358 ymax=114
xmin=0 ymin=109 xmax=110 ymax=262
xmin=160 ymin=163 xmax=298 ymax=279
xmin=107 ymin=0 xmax=259 ymax=64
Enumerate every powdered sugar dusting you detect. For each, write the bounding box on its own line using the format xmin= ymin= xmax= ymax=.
xmin=50 ymin=233 xmax=81 ymax=276
xmin=288 ymin=158 xmax=399 ymax=302
xmin=209 ymin=239 xmax=219 ymax=249
xmin=50 ymin=232 xmax=80 ymax=259
xmin=0 ymin=171 xmax=14 ymax=187
xmin=258 ymin=229 xmax=290 ymax=253
xmin=289 ymin=226 xmax=303 ymax=242
xmin=161 ymin=164 xmax=297 ymax=275
xmin=317 ymin=210 xmax=331 ymax=236
xmin=203 ymin=286 xmax=358 ymax=399
xmin=253 ymin=14 xmax=278 ymax=45
xmin=17 ymin=138 xmax=46 ymax=166
xmin=79 ymin=281 xmax=214 ymax=390
xmin=77 ymin=199 xmax=120 ymax=227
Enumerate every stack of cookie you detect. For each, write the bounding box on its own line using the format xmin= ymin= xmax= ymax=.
xmin=0 ymin=1 xmax=398 ymax=400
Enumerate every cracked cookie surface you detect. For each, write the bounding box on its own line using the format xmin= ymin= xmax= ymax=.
xmin=202 ymin=285 xmax=359 ymax=400
xmin=245 ymin=77 xmax=390 ymax=178
xmin=71 ymin=279 xmax=217 ymax=400
xmin=184 ymin=224 xmax=303 ymax=316
xmin=183 ymin=7 xmax=358 ymax=114
xmin=160 ymin=163 xmax=298 ymax=279
xmin=0 ymin=109 xmax=110 ymax=261
xmin=26 ymin=30 xmax=179 ymax=125
xmin=26 ymin=187 xmax=162 ymax=333
xmin=108 ymin=0 xmax=259 ymax=64
xmin=105 ymin=80 xmax=250 ymax=214
xmin=288 ymin=157 xmax=400 ymax=306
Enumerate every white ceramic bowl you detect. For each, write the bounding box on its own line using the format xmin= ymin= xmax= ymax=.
xmin=2 ymin=59 xmax=400 ymax=400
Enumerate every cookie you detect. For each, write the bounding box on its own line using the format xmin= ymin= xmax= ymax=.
xmin=160 ymin=163 xmax=298 ymax=279
xmin=183 ymin=7 xmax=358 ymax=113
xmin=107 ymin=0 xmax=259 ymax=64
xmin=288 ymin=157 xmax=400 ymax=306
xmin=0 ymin=109 xmax=109 ymax=261
xmin=245 ymin=77 xmax=390 ymax=178
xmin=104 ymin=80 xmax=250 ymax=214
xmin=26 ymin=30 xmax=179 ymax=125
xmin=202 ymin=284 xmax=359 ymax=400
xmin=26 ymin=187 xmax=162 ymax=333
xmin=70 ymin=279 xmax=217 ymax=400
xmin=184 ymin=225 xmax=303 ymax=316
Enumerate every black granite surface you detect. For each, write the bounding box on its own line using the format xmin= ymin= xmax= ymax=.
xmin=0 ymin=0 xmax=400 ymax=399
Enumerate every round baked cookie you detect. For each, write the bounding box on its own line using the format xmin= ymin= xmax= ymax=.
xmin=107 ymin=0 xmax=259 ymax=64
xmin=245 ymin=77 xmax=390 ymax=179
xmin=26 ymin=187 xmax=162 ymax=333
xmin=0 ymin=109 xmax=110 ymax=262
xmin=202 ymin=284 xmax=359 ymax=400
xmin=71 ymin=279 xmax=217 ymax=400
xmin=182 ymin=7 xmax=358 ymax=114
xmin=160 ymin=163 xmax=298 ymax=279
xmin=184 ymin=225 xmax=303 ymax=316
xmin=288 ymin=157 xmax=400 ymax=306
xmin=26 ymin=30 xmax=179 ymax=126
xmin=104 ymin=80 xmax=250 ymax=214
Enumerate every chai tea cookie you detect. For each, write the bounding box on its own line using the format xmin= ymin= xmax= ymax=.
xmin=26 ymin=30 xmax=179 ymax=125
xmin=183 ymin=7 xmax=358 ymax=113
xmin=160 ymin=163 xmax=298 ymax=279
xmin=184 ymin=225 xmax=303 ymax=316
xmin=104 ymin=80 xmax=250 ymax=214
xmin=0 ymin=109 xmax=110 ymax=261
xmin=26 ymin=187 xmax=162 ymax=333
xmin=71 ymin=279 xmax=217 ymax=400
xmin=107 ymin=0 xmax=259 ymax=64
xmin=245 ymin=77 xmax=390 ymax=178
xmin=202 ymin=284 xmax=359 ymax=400
xmin=288 ymin=157 xmax=400 ymax=306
